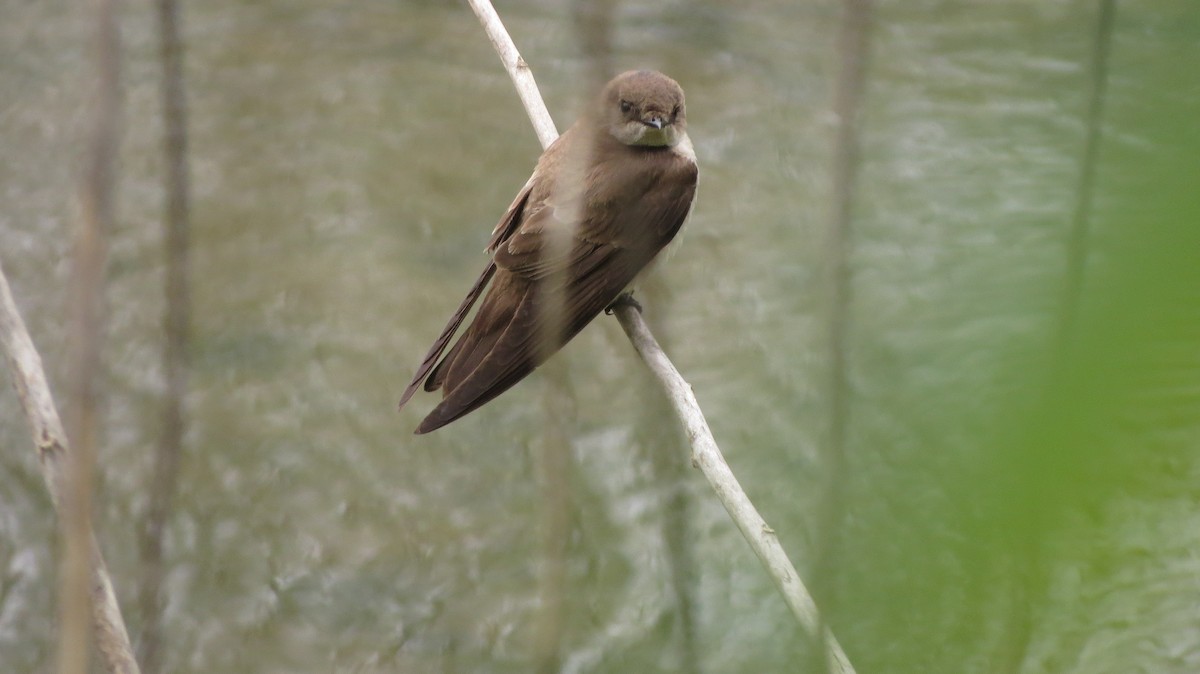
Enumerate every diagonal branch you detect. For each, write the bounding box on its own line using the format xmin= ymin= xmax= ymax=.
xmin=612 ymin=306 xmax=855 ymax=673
xmin=464 ymin=1 xmax=855 ymax=670
xmin=466 ymin=0 xmax=558 ymax=150
xmin=0 ymin=263 xmax=140 ymax=674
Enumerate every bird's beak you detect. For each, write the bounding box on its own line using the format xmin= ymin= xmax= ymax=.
xmin=643 ymin=115 xmax=665 ymax=130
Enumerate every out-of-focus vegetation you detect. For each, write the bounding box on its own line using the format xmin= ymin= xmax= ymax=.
xmin=0 ymin=0 xmax=1196 ymax=672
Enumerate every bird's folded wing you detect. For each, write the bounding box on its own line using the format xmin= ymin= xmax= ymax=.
xmin=415 ymin=180 xmax=696 ymax=432
xmin=397 ymin=181 xmax=534 ymax=410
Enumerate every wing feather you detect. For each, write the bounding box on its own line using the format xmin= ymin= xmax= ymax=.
xmin=406 ymin=137 xmax=698 ymax=433
xmin=415 ymin=173 xmax=695 ymax=433
xmin=397 ymin=182 xmax=533 ymax=409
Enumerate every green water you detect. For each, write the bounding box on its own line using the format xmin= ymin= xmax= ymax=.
xmin=2 ymin=0 xmax=1198 ymax=672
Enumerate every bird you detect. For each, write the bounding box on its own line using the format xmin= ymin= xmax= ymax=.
xmin=398 ymin=69 xmax=698 ymax=434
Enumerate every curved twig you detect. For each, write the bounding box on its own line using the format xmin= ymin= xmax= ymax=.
xmin=464 ymin=1 xmax=855 ymax=671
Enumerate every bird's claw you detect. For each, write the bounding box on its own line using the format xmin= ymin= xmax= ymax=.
xmin=605 ymin=293 xmax=643 ymax=315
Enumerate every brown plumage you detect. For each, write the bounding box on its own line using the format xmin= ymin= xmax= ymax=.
xmin=398 ymin=70 xmax=698 ymax=434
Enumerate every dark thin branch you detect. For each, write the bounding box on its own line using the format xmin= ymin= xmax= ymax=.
xmin=999 ymin=3 xmax=1119 ymax=671
xmin=815 ymin=1 xmax=873 ymax=671
xmin=138 ymin=0 xmax=192 ymax=669
xmin=1058 ymin=0 xmax=1116 ymax=345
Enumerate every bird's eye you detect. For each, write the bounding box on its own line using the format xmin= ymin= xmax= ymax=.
xmin=672 ymin=105 xmax=681 ymax=117
xmin=619 ymin=99 xmax=633 ymax=113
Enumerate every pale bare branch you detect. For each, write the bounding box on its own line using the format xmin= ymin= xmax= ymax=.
xmin=0 ymin=0 xmax=140 ymax=669
xmin=613 ymin=306 xmax=855 ymax=674
xmin=464 ymin=1 xmax=856 ymax=670
xmin=465 ymin=0 xmax=559 ymax=150
xmin=0 ymin=264 xmax=140 ymax=674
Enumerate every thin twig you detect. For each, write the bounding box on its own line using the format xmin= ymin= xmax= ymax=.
xmin=465 ymin=0 xmax=559 ymax=148
xmin=464 ymin=1 xmax=855 ymax=670
xmin=613 ymin=306 xmax=855 ymax=673
xmin=0 ymin=264 xmax=140 ymax=674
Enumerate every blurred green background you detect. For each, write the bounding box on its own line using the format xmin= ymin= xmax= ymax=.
xmin=1 ymin=0 xmax=1197 ymax=672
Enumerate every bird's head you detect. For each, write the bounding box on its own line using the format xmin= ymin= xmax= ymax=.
xmin=598 ymin=70 xmax=687 ymax=148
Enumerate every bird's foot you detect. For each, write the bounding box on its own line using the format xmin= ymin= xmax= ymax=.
xmin=605 ymin=293 xmax=643 ymax=315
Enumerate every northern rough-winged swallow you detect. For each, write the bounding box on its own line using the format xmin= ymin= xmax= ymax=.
xmin=398 ymin=70 xmax=698 ymax=434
